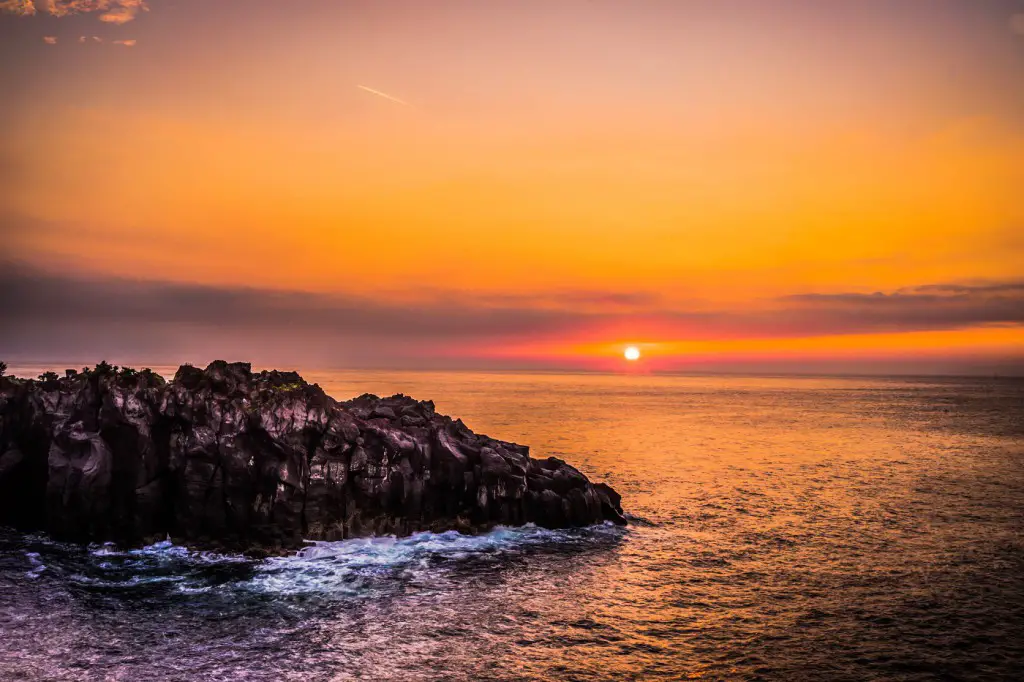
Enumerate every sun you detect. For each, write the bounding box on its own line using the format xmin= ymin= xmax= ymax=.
xmin=624 ymin=346 xmax=641 ymax=361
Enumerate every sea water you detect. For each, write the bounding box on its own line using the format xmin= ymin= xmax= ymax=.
xmin=1 ymin=370 xmax=1022 ymax=680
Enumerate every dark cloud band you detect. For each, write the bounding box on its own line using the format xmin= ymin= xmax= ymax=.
xmin=2 ymin=263 xmax=1022 ymax=362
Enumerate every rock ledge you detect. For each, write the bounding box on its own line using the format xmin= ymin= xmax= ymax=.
xmin=0 ymin=361 xmax=625 ymax=553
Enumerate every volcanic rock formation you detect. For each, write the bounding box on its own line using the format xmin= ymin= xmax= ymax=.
xmin=0 ymin=361 xmax=625 ymax=553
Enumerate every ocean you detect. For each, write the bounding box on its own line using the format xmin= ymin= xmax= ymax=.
xmin=1 ymin=369 xmax=1022 ymax=680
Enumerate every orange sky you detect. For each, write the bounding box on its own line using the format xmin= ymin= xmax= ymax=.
xmin=1 ymin=0 xmax=1023 ymax=373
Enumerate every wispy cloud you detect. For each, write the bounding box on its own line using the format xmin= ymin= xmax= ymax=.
xmin=357 ymin=85 xmax=411 ymax=106
xmin=112 ymin=38 xmax=135 ymax=46
xmin=42 ymin=34 xmax=56 ymax=43
xmin=1 ymin=0 xmax=148 ymax=22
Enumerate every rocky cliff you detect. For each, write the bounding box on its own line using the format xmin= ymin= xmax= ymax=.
xmin=0 ymin=361 xmax=624 ymax=554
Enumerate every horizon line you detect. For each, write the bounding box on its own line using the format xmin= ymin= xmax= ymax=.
xmin=3 ymin=360 xmax=1021 ymax=381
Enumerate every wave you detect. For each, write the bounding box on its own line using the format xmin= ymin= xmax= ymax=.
xmin=248 ymin=523 xmax=625 ymax=596
xmin=89 ymin=539 xmax=252 ymax=565
xmin=11 ymin=523 xmax=625 ymax=598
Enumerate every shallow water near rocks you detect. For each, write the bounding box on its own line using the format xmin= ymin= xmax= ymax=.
xmin=2 ymin=370 xmax=1023 ymax=680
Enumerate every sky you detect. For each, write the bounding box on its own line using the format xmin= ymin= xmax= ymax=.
xmin=1 ymin=0 xmax=1023 ymax=374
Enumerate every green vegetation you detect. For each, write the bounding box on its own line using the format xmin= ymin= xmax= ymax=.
xmin=78 ymin=361 xmax=116 ymax=378
xmin=78 ymin=361 xmax=123 ymax=379
xmin=275 ymin=382 xmax=305 ymax=392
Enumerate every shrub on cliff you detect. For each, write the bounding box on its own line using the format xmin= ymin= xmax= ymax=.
xmin=95 ymin=361 xmax=117 ymax=376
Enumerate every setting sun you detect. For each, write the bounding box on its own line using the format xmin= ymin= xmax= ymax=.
xmin=624 ymin=346 xmax=641 ymax=361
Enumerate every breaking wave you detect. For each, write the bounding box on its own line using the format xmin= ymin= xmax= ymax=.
xmin=11 ymin=523 xmax=626 ymax=599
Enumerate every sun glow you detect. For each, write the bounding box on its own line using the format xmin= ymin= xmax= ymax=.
xmin=624 ymin=346 xmax=641 ymax=361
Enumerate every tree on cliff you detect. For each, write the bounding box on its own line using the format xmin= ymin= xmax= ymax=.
xmin=0 ymin=361 xmax=6 ymax=377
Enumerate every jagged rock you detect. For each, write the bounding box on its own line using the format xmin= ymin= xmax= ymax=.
xmin=0 ymin=361 xmax=626 ymax=553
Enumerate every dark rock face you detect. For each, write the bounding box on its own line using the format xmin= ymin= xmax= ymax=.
xmin=0 ymin=362 xmax=625 ymax=553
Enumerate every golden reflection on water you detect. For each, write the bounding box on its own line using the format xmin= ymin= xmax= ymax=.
xmin=298 ymin=370 xmax=1024 ymax=679
xmin=3 ymin=366 xmax=1021 ymax=679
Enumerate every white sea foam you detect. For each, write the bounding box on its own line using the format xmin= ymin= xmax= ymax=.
xmin=23 ymin=551 xmax=46 ymax=579
xmin=90 ymin=539 xmax=251 ymax=564
xmin=241 ymin=523 xmax=623 ymax=596
xmin=62 ymin=524 xmax=622 ymax=596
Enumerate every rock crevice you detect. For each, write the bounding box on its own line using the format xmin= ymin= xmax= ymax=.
xmin=0 ymin=361 xmax=625 ymax=553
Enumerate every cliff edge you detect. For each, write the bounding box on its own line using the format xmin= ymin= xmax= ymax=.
xmin=0 ymin=361 xmax=625 ymax=554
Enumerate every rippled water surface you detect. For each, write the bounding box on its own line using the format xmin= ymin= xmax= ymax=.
xmin=2 ymin=370 xmax=1023 ymax=680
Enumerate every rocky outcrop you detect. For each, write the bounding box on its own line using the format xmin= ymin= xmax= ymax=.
xmin=0 ymin=362 xmax=625 ymax=554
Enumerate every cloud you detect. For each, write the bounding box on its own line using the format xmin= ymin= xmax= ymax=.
xmin=1 ymin=263 xmax=1022 ymax=368
xmin=0 ymin=263 xmax=581 ymax=367
xmin=99 ymin=0 xmax=145 ymax=24
xmin=0 ymin=264 xmax=573 ymax=342
xmin=0 ymin=0 xmax=36 ymax=16
xmin=2 ymin=0 xmax=148 ymax=22
xmin=42 ymin=34 xmax=56 ymax=43
xmin=112 ymin=38 xmax=135 ymax=45
xmin=780 ymin=282 xmax=1024 ymax=335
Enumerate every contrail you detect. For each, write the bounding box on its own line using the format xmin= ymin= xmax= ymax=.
xmin=357 ymin=85 xmax=411 ymax=106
